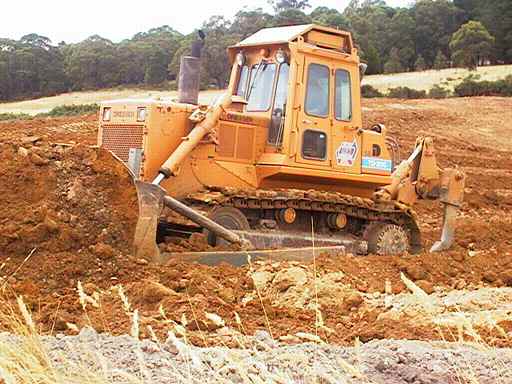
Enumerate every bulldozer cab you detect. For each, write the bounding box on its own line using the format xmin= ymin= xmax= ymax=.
xmin=225 ymin=24 xmax=389 ymax=179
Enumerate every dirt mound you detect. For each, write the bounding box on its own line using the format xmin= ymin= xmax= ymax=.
xmin=0 ymin=140 xmax=138 ymax=258
xmin=0 ymin=115 xmax=98 ymax=145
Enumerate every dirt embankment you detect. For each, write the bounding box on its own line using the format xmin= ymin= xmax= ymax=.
xmin=0 ymin=143 xmax=137 ymax=257
xmin=0 ymin=97 xmax=512 ymax=348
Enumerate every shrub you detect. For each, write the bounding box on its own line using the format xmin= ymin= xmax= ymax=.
xmin=454 ymin=78 xmax=486 ymax=96
xmin=42 ymin=104 xmax=100 ymax=117
xmin=383 ymin=47 xmax=404 ymax=74
xmin=361 ymin=85 xmax=384 ymax=98
xmin=503 ymin=75 xmax=512 ymax=96
xmin=0 ymin=113 xmax=33 ymax=121
xmin=168 ymin=80 xmax=178 ymax=91
xmin=454 ymin=75 xmax=512 ymax=97
xmin=387 ymin=87 xmax=427 ymax=99
xmin=428 ymin=85 xmax=451 ymax=99
xmin=0 ymin=104 xmax=99 ymax=122
xmin=414 ymin=55 xmax=427 ymax=71
xmin=433 ymin=51 xmax=449 ymax=70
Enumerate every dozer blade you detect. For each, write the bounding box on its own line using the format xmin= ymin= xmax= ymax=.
xmin=430 ymin=203 xmax=458 ymax=252
xmin=134 ymin=179 xmax=254 ymax=263
xmin=134 ymin=181 xmax=166 ymax=262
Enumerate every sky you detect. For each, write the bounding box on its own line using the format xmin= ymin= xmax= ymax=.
xmin=1 ymin=0 xmax=411 ymax=44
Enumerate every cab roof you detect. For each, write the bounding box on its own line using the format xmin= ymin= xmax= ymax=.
xmin=231 ymin=24 xmax=353 ymax=49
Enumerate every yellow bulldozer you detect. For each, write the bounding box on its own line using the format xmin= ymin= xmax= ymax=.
xmin=97 ymin=24 xmax=465 ymax=264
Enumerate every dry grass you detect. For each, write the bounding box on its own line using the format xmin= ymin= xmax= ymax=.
xmin=363 ymin=64 xmax=512 ymax=92
xmin=0 ymin=297 xmax=119 ymax=384
xmin=0 ymin=89 xmax=223 ymax=116
xmin=0 ymin=275 xmax=362 ymax=384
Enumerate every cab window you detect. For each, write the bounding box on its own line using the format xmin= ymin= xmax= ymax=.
xmin=268 ymin=63 xmax=289 ymax=145
xmin=247 ymin=63 xmax=276 ymax=112
xmin=335 ymin=69 xmax=352 ymax=121
xmin=305 ymin=64 xmax=329 ymax=118
xmin=235 ymin=65 xmax=249 ymax=97
xmin=302 ymin=130 xmax=327 ymax=160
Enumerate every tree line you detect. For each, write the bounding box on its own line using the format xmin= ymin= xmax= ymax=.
xmin=0 ymin=0 xmax=510 ymax=101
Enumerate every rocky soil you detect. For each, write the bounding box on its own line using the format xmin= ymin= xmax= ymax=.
xmin=2 ymin=327 xmax=511 ymax=383
xmin=1 ymin=97 xmax=512 ymax=382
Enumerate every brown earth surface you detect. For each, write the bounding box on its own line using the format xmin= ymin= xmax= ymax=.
xmin=0 ymin=97 xmax=511 ymax=349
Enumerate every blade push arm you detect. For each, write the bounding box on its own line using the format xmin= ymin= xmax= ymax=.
xmin=133 ymin=93 xmax=254 ymax=262
xmin=153 ymin=93 xmax=232 ymax=184
xmin=374 ymin=137 xmax=465 ymax=252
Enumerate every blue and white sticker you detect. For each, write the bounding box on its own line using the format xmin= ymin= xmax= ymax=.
xmin=335 ymin=140 xmax=358 ymax=166
xmin=362 ymin=156 xmax=392 ymax=172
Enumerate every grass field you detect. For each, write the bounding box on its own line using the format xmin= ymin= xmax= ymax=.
xmin=0 ymin=89 xmax=223 ymax=116
xmin=1 ymin=65 xmax=511 ymax=115
xmin=363 ymin=64 xmax=512 ymax=92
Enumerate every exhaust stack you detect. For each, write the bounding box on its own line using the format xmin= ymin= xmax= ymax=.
xmin=178 ymin=30 xmax=205 ymax=105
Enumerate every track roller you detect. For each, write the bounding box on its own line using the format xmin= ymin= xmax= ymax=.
xmin=276 ymin=207 xmax=297 ymax=225
xmin=327 ymin=213 xmax=347 ymax=230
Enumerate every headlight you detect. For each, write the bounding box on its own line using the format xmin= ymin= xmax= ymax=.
xmin=275 ymin=49 xmax=288 ymax=64
xmin=137 ymin=107 xmax=146 ymax=122
xmin=236 ymin=52 xmax=245 ymax=66
xmin=102 ymin=107 xmax=111 ymax=121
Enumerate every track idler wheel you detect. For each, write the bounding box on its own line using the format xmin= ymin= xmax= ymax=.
xmin=365 ymin=222 xmax=410 ymax=255
xmin=327 ymin=213 xmax=347 ymax=230
xmin=206 ymin=207 xmax=250 ymax=246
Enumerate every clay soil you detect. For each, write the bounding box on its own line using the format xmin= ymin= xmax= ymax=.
xmin=0 ymin=97 xmax=512 ymax=349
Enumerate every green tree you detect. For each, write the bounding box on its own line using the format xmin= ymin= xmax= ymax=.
xmin=360 ymin=43 xmax=381 ymax=75
xmin=168 ymin=35 xmax=194 ymax=82
xmin=413 ymin=0 xmax=464 ymax=66
xmin=384 ymin=47 xmax=404 ymax=73
xmin=0 ymin=35 xmax=68 ymax=100
xmin=433 ymin=50 xmax=449 ymax=70
xmin=310 ymin=7 xmax=350 ymax=30
xmin=131 ymin=26 xmax=183 ymax=85
xmin=273 ymin=9 xmax=312 ymax=26
xmin=230 ymin=9 xmax=273 ymax=38
xmin=117 ymin=42 xmax=147 ymax=84
xmin=388 ymin=9 xmax=416 ymax=70
xmin=268 ymin=0 xmax=310 ymax=12
xmin=455 ymin=0 xmax=512 ymax=63
xmin=144 ymin=47 xmax=168 ymax=85
xmin=0 ymin=46 xmax=12 ymax=100
xmin=200 ymin=16 xmax=239 ymax=89
xmin=342 ymin=1 xmax=395 ymax=74
xmin=414 ymin=55 xmax=427 ymax=71
xmin=63 ymin=35 xmax=121 ymax=90
xmin=450 ymin=21 xmax=495 ymax=69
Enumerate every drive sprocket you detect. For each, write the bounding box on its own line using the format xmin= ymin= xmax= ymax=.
xmin=365 ymin=222 xmax=410 ymax=255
